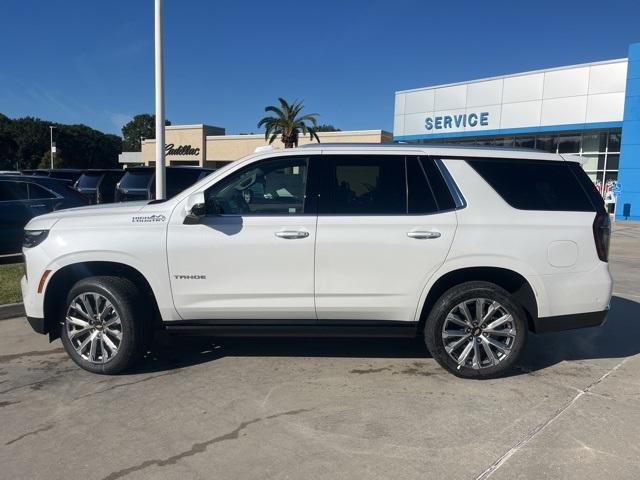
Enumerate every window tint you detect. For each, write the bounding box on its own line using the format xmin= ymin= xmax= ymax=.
xmin=78 ymin=173 xmax=103 ymax=189
xmin=167 ymin=169 xmax=202 ymax=196
xmin=205 ymin=157 xmax=309 ymax=215
xmin=0 ymin=181 xmax=29 ymax=201
xmin=320 ymin=156 xmax=405 ymax=215
xmin=120 ymin=171 xmax=153 ymax=189
xmin=28 ymin=183 xmax=56 ymax=199
xmin=420 ymin=157 xmax=456 ymax=211
xmin=467 ymin=159 xmax=595 ymax=212
xmin=407 ymin=157 xmax=437 ymax=214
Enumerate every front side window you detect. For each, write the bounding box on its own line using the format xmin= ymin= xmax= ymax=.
xmin=205 ymin=157 xmax=309 ymax=215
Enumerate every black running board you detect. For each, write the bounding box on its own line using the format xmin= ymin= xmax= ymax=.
xmin=164 ymin=321 xmax=419 ymax=338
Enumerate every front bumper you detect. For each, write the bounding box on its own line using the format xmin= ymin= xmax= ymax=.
xmin=533 ymin=309 xmax=608 ymax=333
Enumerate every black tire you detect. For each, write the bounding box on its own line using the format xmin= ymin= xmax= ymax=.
xmin=60 ymin=276 xmax=151 ymax=374
xmin=424 ymin=281 xmax=527 ymax=379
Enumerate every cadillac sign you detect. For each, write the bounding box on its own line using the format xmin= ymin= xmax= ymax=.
xmin=165 ymin=143 xmax=201 ymax=156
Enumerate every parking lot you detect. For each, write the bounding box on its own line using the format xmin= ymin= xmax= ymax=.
xmin=1 ymin=224 xmax=639 ymax=480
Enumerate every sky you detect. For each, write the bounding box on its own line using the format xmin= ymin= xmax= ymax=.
xmin=1 ymin=0 xmax=639 ymax=137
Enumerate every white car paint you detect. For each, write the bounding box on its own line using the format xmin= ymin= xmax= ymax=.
xmin=21 ymin=144 xmax=612 ymax=330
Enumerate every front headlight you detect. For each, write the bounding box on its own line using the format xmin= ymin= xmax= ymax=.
xmin=23 ymin=230 xmax=49 ymax=248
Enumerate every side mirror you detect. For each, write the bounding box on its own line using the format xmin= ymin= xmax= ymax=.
xmin=184 ymin=191 xmax=206 ymax=225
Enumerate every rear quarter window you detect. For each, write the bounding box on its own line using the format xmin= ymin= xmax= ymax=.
xmin=467 ymin=158 xmax=596 ymax=212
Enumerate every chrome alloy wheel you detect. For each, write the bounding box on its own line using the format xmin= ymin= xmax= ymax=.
xmin=442 ymin=298 xmax=517 ymax=370
xmin=65 ymin=293 xmax=122 ymax=364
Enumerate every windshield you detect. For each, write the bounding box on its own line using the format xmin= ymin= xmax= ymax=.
xmin=119 ymin=171 xmax=153 ymax=189
xmin=77 ymin=173 xmax=102 ymax=189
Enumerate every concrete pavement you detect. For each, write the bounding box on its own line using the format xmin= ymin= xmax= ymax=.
xmin=1 ymin=223 xmax=639 ymax=480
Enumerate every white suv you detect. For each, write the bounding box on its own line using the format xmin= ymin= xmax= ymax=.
xmin=20 ymin=145 xmax=613 ymax=378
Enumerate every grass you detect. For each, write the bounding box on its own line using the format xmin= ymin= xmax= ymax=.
xmin=0 ymin=263 xmax=23 ymax=305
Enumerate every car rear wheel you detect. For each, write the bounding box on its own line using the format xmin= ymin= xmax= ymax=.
xmin=60 ymin=276 xmax=150 ymax=374
xmin=424 ymin=281 xmax=527 ymax=379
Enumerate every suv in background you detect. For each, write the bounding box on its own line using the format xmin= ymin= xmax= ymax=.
xmin=75 ymin=169 xmax=125 ymax=204
xmin=114 ymin=166 xmax=214 ymax=202
xmin=21 ymin=169 xmax=84 ymax=183
xmin=0 ymin=175 xmax=89 ymax=254
xmin=20 ymin=145 xmax=612 ymax=378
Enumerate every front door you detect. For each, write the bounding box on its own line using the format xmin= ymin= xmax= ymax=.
xmin=314 ymin=155 xmax=458 ymax=323
xmin=167 ymin=155 xmax=317 ymax=321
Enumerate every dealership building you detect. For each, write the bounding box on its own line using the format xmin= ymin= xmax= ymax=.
xmin=120 ymin=126 xmax=391 ymax=169
xmin=394 ymin=42 xmax=640 ymax=220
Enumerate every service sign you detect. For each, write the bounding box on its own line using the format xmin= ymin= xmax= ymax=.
xmin=425 ymin=112 xmax=489 ymax=131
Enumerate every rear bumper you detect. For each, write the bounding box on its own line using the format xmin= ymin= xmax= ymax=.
xmin=533 ymin=309 xmax=608 ymax=333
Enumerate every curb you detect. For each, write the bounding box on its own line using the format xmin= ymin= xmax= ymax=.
xmin=0 ymin=303 xmax=25 ymax=320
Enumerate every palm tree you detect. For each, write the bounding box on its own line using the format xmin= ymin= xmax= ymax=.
xmin=257 ymin=98 xmax=320 ymax=148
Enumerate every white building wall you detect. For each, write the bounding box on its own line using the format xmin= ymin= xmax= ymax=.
xmin=394 ymin=59 xmax=628 ymax=139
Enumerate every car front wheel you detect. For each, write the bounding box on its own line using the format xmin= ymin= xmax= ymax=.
xmin=60 ymin=276 xmax=149 ymax=374
xmin=424 ymin=281 xmax=528 ymax=379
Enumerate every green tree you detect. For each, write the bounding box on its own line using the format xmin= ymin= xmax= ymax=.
xmin=121 ymin=114 xmax=171 ymax=151
xmin=257 ymin=98 xmax=320 ymax=148
xmin=316 ymin=124 xmax=341 ymax=132
xmin=0 ymin=113 xmax=123 ymax=170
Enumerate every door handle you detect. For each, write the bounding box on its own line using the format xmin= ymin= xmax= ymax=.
xmin=30 ymin=204 xmax=46 ymax=208
xmin=275 ymin=230 xmax=310 ymax=239
xmin=407 ymin=230 xmax=441 ymax=239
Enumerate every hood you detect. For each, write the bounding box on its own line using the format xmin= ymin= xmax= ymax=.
xmin=25 ymin=201 xmax=151 ymax=231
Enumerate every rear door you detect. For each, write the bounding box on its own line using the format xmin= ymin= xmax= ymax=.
xmin=314 ymin=155 xmax=458 ymax=323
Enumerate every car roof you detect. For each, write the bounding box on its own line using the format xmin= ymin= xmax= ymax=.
xmin=295 ymin=143 xmax=569 ymax=162
xmin=0 ymin=174 xmax=72 ymax=185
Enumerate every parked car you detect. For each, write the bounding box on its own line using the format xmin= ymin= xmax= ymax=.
xmin=0 ymin=175 xmax=89 ymax=255
xmin=75 ymin=169 xmax=125 ymax=204
xmin=114 ymin=166 xmax=214 ymax=202
xmin=21 ymin=169 xmax=84 ymax=183
xmin=21 ymin=144 xmax=612 ymax=378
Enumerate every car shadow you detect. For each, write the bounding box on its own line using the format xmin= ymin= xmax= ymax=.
xmin=517 ymin=295 xmax=640 ymax=373
xmin=129 ymin=295 xmax=640 ymax=377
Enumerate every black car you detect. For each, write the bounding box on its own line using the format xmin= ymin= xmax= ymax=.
xmin=21 ymin=169 xmax=84 ymax=183
xmin=0 ymin=175 xmax=89 ymax=255
xmin=115 ymin=166 xmax=214 ymax=202
xmin=75 ymin=169 xmax=126 ymax=204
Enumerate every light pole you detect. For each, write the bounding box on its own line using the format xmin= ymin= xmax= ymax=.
xmin=49 ymin=125 xmax=56 ymax=169
xmin=154 ymin=0 xmax=166 ymax=199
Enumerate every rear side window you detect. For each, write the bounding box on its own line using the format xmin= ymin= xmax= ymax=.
xmin=78 ymin=173 xmax=103 ymax=189
xmin=120 ymin=171 xmax=153 ymax=189
xmin=407 ymin=157 xmax=438 ymax=214
xmin=319 ymin=155 xmax=405 ymax=215
xmin=467 ymin=159 xmax=595 ymax=212
xmin=28 ymin=183 xmax=56 ymax=199
xmin=419 ymin=157 xmax=456 ymax=211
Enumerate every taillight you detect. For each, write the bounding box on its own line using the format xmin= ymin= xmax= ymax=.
xmin=592 ymin=212 xmax=611 ymax=262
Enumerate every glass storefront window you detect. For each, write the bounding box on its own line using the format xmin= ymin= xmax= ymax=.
xmin=557 ymin=135 xmax=581 ymax=153
xmin=582 ymin=133 xmax=607 ymax=152
xmin=514 ymin=136 xmax=535 ymax=148
xmin=605 ymin=171 xmax=618 ymax=183
xmin=494 ymin=137 xmax=514 ymax=147
xmin=606 ymin=154 xmax=620 ymax=170
xmin=536 ymin=136 xmax=556 ymax=152
xmin=608 ymin=133 xmax=621 ymax=152
xmin=582 ymin=154 xmax=599 ymax=171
